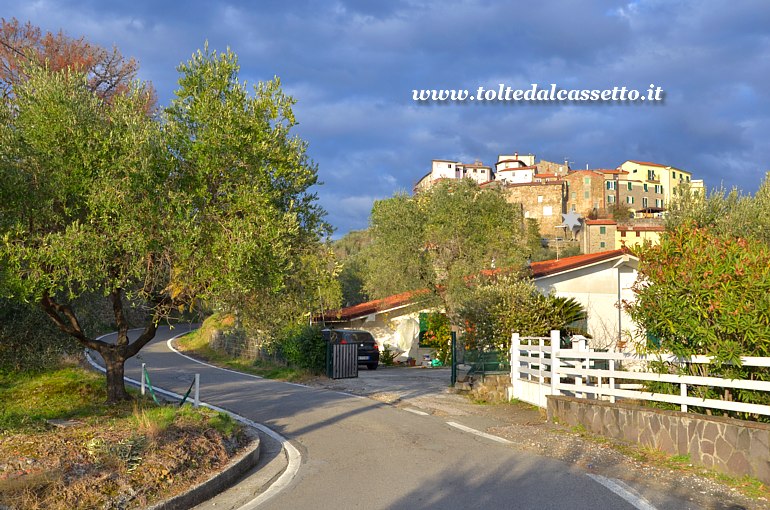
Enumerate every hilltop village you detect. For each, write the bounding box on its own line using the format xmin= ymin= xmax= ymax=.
xmin=414 ymin=153 xmax=704 ymax=254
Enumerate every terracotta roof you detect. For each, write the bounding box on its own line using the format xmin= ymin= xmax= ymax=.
xmin=535 ymin=173 xmax=558 ymax=178
xmin=585 ymin=219 xmax=617 ymax=225
xmin=530 ymin=249 xmax=632 ymax=278
xmin=323 ymin=289 xmax=431 ymax=322
xmin=324 ymin=250 xmax=636 ymax=321
xmin=626 ymin=160 xmax=667 ymax=168
xmin=595 ymin=169 xmax=629 ymax=175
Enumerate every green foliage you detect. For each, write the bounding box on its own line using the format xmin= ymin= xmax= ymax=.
xmin=458 ymin=275 xmax=587 ymax=352
xmin=627 ymin=217 xmax=770 ymax=419
xmin=363 ymin=179 xmax=527 ymax=317
xmin=0 ymin=298 xmax=78 ymax=373
xmin=628 ymin=223 xmax=770 ymax=362
xmin=275 ymin=324 xmax=327 ymax=373
xmin=0 ymin=46 xmax=335 ymax=398
xmin=332 ymin=230 xmax=371 ymax=307
xmin=421 ymin=312 xmax=452 ymax=363
xmin=379 ymin=344 xmax=400 ymax=366
xmin=666 ymin=174 xmax=770 ymax=247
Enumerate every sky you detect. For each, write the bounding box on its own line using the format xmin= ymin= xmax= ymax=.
xmin=2 ymin=1 xmax=770 ymax=237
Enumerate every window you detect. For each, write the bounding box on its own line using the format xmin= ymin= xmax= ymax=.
xmin=600 ymin=241 xmax=606 ymax=248
xmin=584 ymin=191 xmax=590 ymax=199
xmin=606 ymin=181 xmax=616 ymax=190
xmin=672 ymin=171 xmax=676 ymax=179
xmin=643 ymin=183 xmax=648 ymax=192
xmin=571 ymin=191 xmax=576 ymax=199
xmin=636 ymin=231 xmax=641 ymax=237
xmin=448 ymin=163 xmax=452 ymax=168
xmin=584 ymin=177 xmax=591 ymax=185
xmin=627 ymin=182 xmax=633 ymax=191
xmin=687 ymin=176 xmax=690 ymax=182
xmin=655 ymin=198 xmax=663 ymax=207
xmin=642 ymin=197 xmax=648 ymax=208
xmin=647 ymin=170 xmax=656 ymax=180
xmin=607 ymin=195 xmax=615 ymax=204
xmin=626 ymin=196 xmax=634 ymax=204
xmin=620 ymin=230 xmax=626 ymax=237
xmin=600 ymin=226 xmax=606 ymax=234
xmin=571 ymin=204 xmax=576 ymax=212
xmin=537 ymin=195 xmax=544 ymax=203
xmin=542 ymin=206 xmax=553 ymax=216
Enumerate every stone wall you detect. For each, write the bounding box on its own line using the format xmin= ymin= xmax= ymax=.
xmin=455 ymin=373 xmax=510 ymax=402
xmin=547 ymin=395 xmax=770 ymax=484
xmin=503 ymin=181 xmax=566 ymax=238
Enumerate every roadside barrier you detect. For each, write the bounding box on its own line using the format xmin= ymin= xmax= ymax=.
xmin=141 ymin=362 xmax=200 ymax=408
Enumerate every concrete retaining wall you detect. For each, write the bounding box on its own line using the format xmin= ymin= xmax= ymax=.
xmin=547 ymin=395 xmax=770 ymax=484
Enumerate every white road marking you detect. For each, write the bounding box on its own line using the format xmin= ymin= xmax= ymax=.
xmin=586 ymin=474 xmax=657 ymax=510
xmin=88 ymin=329 xmax=302 ymax=508
xmin=446 ymin=421 xmax=512 ymax=444
xmin=405 ymin=408 xmax=429 ymax=416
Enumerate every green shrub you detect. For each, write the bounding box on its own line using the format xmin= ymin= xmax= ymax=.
xmin=275 ymin=324 xmax=326 ymax=373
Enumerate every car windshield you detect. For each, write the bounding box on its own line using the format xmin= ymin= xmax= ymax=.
xmin=343 ymin=332 xmax=374 ymax=343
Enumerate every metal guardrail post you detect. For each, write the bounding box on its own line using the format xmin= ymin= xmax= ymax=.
xmin=141 ymin=363 xmax=146 ymax=396
xmin=450 ymin=331 xmax=457 ymax=387
xmin=194 ymin=373 xmax=200 ymax=408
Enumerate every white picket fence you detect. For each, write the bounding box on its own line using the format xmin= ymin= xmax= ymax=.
xmin=510 ymin=330 xmax=770 ymax=417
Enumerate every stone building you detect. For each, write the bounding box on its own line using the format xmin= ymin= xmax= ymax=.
xmin=563 ymin=170 xmax=606 ymax=217
xmin=501 ymin=181 xmax=567 ymax=238
xmin=581 ymin=219 xmax=617 ymax=253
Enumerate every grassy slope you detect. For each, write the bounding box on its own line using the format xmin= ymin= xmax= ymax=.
xmin=0 ymin=364 xmax=247 ymax=510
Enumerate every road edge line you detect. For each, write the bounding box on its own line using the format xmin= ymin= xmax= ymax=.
xmin=445 ymin=421 xmax=512 ymax=444
xmin=586 ymin=474 xmax=657 ymax=510
xmin=89 ymin=330 xmax=302 ymax=508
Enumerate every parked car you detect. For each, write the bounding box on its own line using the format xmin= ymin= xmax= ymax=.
xmin=321 ymin=329 xmax=380 ymax=370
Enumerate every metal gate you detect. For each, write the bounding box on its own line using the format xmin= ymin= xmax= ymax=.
xmin=327 ymin=343 xmax=358 ymax=379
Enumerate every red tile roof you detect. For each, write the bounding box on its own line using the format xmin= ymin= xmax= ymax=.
xmin=627 ymin=160 xmax=667 ymax=168
xmin=322 ymin=289 xmax=431 ymax=322
xmin=585 ymin=219 xmax=617 ymax=225
xmin=530 ymin=249 xmax=631 ymax=278
xmin=595 ymin=169 xmax=629 ymax=175
xmin=322 ymin=250 xmax=636 ymax=321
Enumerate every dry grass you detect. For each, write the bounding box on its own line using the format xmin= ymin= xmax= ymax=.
xmin=0 ymin=365 xmax=248 ymax=510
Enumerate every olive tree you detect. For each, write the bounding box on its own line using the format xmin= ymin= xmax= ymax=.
xmin=0 ymin=47 xmax=332 ymax=401
xmin=363 ymin=179 xmax=528 ymax=317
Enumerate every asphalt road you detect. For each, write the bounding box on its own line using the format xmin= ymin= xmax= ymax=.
xmin=93 ymin=326 xmax=691 ymax=510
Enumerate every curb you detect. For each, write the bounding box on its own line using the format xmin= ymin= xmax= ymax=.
xmin=146 ymin=428 xmax=261 ymax=510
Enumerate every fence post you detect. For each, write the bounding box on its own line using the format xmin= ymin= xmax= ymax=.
xmin=194 ymin=373 xmax=200 ymax=408
xmin=550 ymin=330 xmax=561 ymax=397
xmin=680 ymin=382 xmax=687 ymax=413
xmin=609 ymin=358 xmax=616 ymax=404
xmin=141 ymin=363 xmax=146 ymax=396
xmin=510 ymin=333 xmax=520 ymax=399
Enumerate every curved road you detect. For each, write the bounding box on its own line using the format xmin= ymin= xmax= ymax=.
xmin=94 ymin=326 xmax=685 ymax=510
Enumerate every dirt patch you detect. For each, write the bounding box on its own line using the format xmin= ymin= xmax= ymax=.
xmin=0 ymin=412 xmax=250 ymax=510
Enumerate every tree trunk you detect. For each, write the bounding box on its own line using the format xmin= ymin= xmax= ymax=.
xmin=101 ymin=346 xmax=132 ymax=403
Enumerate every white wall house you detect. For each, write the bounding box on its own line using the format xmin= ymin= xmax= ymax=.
xmin=321 ymin=249 xmax=641 ymax=358
xmin=530 ymin=249 xmax=639 ymax=350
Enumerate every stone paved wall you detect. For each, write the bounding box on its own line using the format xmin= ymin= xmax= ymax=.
xmin=547 ymin=395 xmax=770 ymax=484
xmin=455 ymin=374 xmax=510 ymax=402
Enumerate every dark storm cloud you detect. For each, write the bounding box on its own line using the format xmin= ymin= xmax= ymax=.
xmin=2 ymin=0 xmax=769 ymax=235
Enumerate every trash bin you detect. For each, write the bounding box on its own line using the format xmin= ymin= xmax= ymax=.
xmin=323 ymin=330 xmax=359 ymax=379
